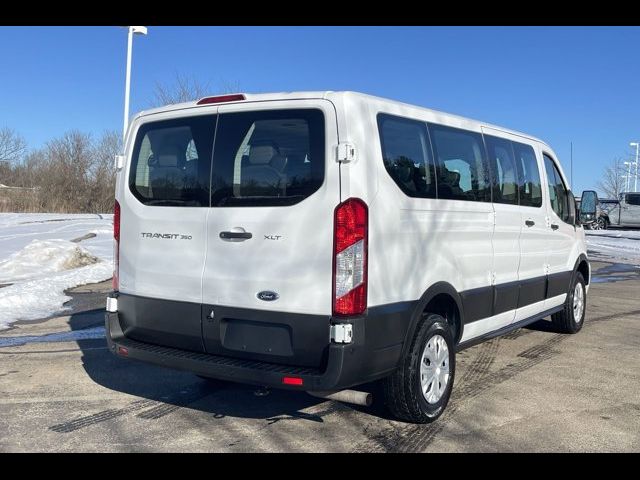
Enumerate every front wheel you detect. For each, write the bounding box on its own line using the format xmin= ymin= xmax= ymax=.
xmin=596 ymin=217 xmax=608 ymax=230
xmin=552 ymin=272 xmax=586 ymax=334
xmin=383 ymin=313 xmax=455 ymax=423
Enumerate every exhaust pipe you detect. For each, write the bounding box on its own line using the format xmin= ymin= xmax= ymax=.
xmin=307 ymin=389 xmax=373 ymax=407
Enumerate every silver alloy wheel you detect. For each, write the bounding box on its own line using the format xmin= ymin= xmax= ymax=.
xmin=420 ymin=334 xmax=450 ymax=404
xmin=573 ymin=282 xmax=585 ymax=323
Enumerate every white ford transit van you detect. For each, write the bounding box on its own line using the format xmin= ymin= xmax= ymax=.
xmin=106 ymin=91 xmax=590 ymax=423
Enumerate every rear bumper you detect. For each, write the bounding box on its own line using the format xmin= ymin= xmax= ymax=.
xmin=105 ymin=299 xmax=412 ymax=391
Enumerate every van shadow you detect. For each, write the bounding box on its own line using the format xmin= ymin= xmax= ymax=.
xmin=522 ymin=318 xmax=560 ymax=333
xmin=69 ymin=309 xmax=385 ymax=424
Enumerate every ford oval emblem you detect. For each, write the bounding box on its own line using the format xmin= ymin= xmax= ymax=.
xmin=257 ymin=291 xmax=279 ymax=301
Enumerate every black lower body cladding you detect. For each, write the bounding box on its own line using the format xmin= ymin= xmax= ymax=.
xmin=117 ymin=294 xmax=204 ymax=353
xmin=108 ymin=293 xmax=412 ymax=390
xmin=109 ymin=268 xmax=581 ymax=390
xmin=461 ymin=270 xmax=578 ymax=326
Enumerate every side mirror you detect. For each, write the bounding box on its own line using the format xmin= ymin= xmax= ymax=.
xmin=580 ymin=190 xmax=598 ymax=216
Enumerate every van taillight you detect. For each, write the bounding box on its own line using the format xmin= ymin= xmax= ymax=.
xmin=333 ymin=198 xmax=368 ymax=316
xmin=113 ymin=200 xmax=120 ymax=291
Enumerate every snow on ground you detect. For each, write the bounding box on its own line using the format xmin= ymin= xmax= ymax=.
xmin=0 ymin=239 xmax=101 ymax=283
xmin=0 ymin=213 xmax=113 ymax=329
xmin=585 ymin=229 xmax=640 ymax=266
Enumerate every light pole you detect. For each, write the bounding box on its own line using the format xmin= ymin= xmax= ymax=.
xmin=631 ymin=142 xmax=639 ymax=192
xmin=122 ymin=26 xmax=148 ymax=144
xmin=624 ymin=161 xmax=632 ymax=192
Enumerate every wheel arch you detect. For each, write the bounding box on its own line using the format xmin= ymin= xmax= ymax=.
xmin=401 ymin=282 xmax=465 ymax=356
xmin=574 ymin=253 xmax=590 ymax=286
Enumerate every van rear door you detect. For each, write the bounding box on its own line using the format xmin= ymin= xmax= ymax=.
xmin=118 ymin=113 xmax=217 ymax=352
xmin=201 ymin=101 xmax=340 ymax=368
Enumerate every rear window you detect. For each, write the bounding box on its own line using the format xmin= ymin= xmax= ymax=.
xmin=129 ymin=109 xmax=325 ymax=208
xmin=210 ymin=109 xmax=325 ymax=207
xmin=130 ymin=115 xmax=215 ymax=207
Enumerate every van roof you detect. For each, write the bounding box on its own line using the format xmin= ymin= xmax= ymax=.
xmin=134 ymin=90 xmax=547 ymax=146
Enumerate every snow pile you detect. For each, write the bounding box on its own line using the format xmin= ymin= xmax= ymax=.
xmin=0 ymin=213 xmax=114 ymax=329
xmin=0 ymin=259 xmax=112 ymax=329
xmin=0 ymin=213 xmax=114 ymax=263
xmin=0 ymin=239 xmax=100 ymax=283
xmin=586 ymin=230 xmax=640 ymax=266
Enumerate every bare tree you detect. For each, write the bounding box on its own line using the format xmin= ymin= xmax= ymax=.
xmin=0 ymin=129 xmax=120 ymax=213
xmin=38 ymin=131 xmax=95 ymax=212
xmin=151 ymin=74 xmax=212 ymax=107
xmin=0 ymin=127 xmax=27 ymax=167
xmin=91 ymin=130 xmax=121 ymax=213
xmin=150 ymin=73 xmax=240 ymax=107
xmin=597 ymin=157 xmax=626 ymax=199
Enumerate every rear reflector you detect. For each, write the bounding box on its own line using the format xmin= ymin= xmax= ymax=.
xmin=282 ymin=376 xmax=303 ymax=386
xmin=117 ymin=346 xmax=129 ymax=356
xmin=196 ymin=94 xmax=246 ymax=105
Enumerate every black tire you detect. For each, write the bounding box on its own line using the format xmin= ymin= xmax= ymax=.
xmin=597 ymin=217 xmax=608 ymax=230
xmin=383 ymin=313 xmax=456 ymax=423
xmin=552 ymin=272 xmax=586 ymax=334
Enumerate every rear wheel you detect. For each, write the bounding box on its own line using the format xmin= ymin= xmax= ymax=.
xmin=552 ymin=272 xmax=586 ymax=334
xmin=383 ymin=313 xmax=455 ymax=423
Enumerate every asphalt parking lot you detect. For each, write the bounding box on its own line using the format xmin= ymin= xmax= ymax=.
xmin=1 ymin=261 xmax=639 ymax=452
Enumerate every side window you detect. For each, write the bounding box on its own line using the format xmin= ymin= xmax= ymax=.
xmin=627 ymin=194 xmax=640 ymax=206
xmin=513 ymin=142 xmax=542 ymax=207
xmin=377 ymin=114 xmax=436 ymax=198
xmin=129 ymin=115 xmax=216 ymax=207
xmin=485 ymin=135 xmax=518 ymax=205
xmin=543 ymin=154 xmax=570 ymax=223
xmin=428 ymin=124 xmax=491 ymax=202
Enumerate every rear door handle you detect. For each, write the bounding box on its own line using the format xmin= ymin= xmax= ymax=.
xmin=525 ymin=220 xmax=535 ymax=227
xmin=220 ymin=231 xmax=252 ymax=240
xmin=550 ymin=224 xmax=559 ymax=231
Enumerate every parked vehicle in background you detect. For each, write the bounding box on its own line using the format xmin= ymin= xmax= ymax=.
xmin=581 ymin=190 xmax=640 ymax=228
xmin=106 ymin=91 xmax=590 ymax=423
xmin=579 ymin=191 xmax=601 ymax=229
xmin=599 ymin=198 xmax=620 ymax=216
xmin=591 ymin=198 xmax=622 ymax=230
xmin=608 ymin=192 xmax=640 ymax=227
